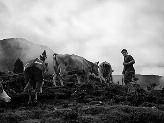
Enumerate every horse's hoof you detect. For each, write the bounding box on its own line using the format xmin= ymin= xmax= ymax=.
xmin=27 ymin=101 xmax=32 ymax=105
xmin=33 ymin=99 xmax=38 ymax=104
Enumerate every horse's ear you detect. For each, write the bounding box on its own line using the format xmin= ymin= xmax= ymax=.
xmin=53 ymin=53 xmax=58 ymax=56
xmin=95 ymin=61 xmax=99 ymax=65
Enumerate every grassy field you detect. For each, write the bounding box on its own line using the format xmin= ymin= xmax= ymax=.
xmin=1 ymin=78 xmax=164 ymax=123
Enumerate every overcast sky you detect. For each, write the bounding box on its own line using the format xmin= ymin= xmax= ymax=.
xmin=0 ymin=0 xmax=164 ymax=75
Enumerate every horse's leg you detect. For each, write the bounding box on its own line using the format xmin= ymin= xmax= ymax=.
xmin=28 ymin=91 xmax=32 ymax=105
xmin=58 ymin=65 xmax=66 ymax=86
xmin=52 ymin=73 xmax=57 ymax=86
xmin=59 ymin=75 xmax=64 ymax=86
xmin=86 ymin=73 xmax=89 ymax=83
xmin=110 ymin=74 xmax=113 ymax=83
xmin=34 ymin=79 xmax=43 ymax=103
xmin=34 ymin=92 xmax=38 ymax=103
xmin=24 ymin=70 xmax=33 ymax=105
xmin=60 ymin=79 xmax=64 ymax=86
xmin=58 ymin=74 xmax=64 ymax=86
xmin=24 ymin=79 xmax=32 ymax=105
xmin=76 ymin=74 xmax=81 ymax=84
xmin=81 ymin=71 xmax=89 ymax=83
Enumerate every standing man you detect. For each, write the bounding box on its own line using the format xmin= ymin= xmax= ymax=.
xmin=121 ymin=49 xmax=135 ymax=85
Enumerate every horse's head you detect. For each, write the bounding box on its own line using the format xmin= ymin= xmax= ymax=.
xmin=90 ymin=61 xmax=99 ymax=76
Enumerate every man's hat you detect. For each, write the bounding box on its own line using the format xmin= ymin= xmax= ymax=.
xmin=121 ymin=49 xmax=127 ymax=53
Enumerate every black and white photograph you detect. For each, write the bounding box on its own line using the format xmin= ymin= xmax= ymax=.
xmin=0 ymin=0 xmax=164 ymax=123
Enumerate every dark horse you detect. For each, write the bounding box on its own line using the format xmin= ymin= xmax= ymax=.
xmin=24 ymin=51 xmax=48 ymax=104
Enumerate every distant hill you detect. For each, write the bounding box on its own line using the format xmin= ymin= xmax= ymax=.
xmin=113 ymin=74 xmax=164 ymax=90
xmin=0 ymin=38 xmax=54 ymax=74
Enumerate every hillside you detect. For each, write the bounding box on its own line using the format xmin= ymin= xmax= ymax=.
xmin=113 ymin=74 xmax=164 ymax=90
xmin=0 ymin=38 xmax=54 ymax=74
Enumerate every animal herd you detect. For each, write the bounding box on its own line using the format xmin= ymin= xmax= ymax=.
xmin=0 ymin=51 xmax=113 ymax=104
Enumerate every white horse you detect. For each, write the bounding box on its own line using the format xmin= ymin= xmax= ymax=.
xmin=0 ymin=81 xmax=11 ymax=102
